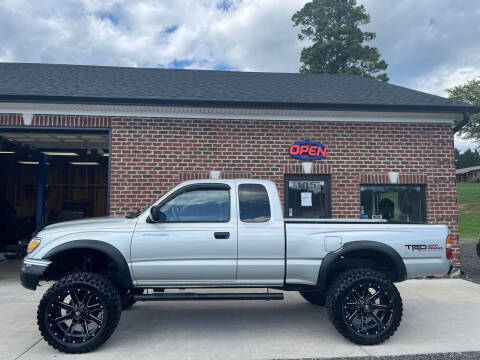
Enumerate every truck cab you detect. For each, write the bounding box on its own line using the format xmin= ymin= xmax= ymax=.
xmin=131 ymin=179 xmax=285 ymax=286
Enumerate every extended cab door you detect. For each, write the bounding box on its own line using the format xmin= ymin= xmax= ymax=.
xmin=131 ymin=183 xmax=238 ymax=285
xmin=236 ymin=181 xmax=285 ymax=285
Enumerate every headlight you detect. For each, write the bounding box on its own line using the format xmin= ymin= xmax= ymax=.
xmin=27 ymin=237 xmax=41 ymax=253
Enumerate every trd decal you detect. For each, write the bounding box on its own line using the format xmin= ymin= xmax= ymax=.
xmin=405 ymin=244 xmax=444 ymax=251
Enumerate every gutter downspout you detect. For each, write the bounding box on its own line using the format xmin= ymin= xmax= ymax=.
xmin=453 ymin=112 xmax=470 ymax=133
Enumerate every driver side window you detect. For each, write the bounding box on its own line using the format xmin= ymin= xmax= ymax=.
xmin=159 ymin=187 xmax=230 ymax=222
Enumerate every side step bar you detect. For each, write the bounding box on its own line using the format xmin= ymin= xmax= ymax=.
xmin=135 ymin=292 xmax=284 ymax=301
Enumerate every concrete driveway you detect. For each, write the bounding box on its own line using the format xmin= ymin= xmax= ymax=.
xmin=2 ymin=262 xmax=480 ymax=360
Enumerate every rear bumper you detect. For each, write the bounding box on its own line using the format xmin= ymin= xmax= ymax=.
xmin=448 ymin=264 xmax=461 ymax=276
xmin=20 ymin=258 xmax=51 ymax=290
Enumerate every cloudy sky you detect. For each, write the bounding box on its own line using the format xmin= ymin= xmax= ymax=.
xmin=0 ymin=0 xmax=479 ymax=149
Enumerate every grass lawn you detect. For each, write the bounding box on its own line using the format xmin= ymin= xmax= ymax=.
xmin=457 ymin=182 xmax=480 ymax=239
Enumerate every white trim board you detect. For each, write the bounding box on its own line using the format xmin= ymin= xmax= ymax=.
xmin=0 ymin=102 xmax=458 ymax=124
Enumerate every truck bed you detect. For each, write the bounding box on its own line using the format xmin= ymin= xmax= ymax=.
xmin=284 ymin=221 xmax=450 ymax=285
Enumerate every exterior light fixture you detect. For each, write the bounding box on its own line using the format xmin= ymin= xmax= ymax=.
xmin=302 ymin=162 xmax=313 ymax=174
xmin=42 ymin=152 xmax=79 ymax=156
xmin=210 ymin=171 xmax=221 ymax=179
xmin=69 ymin=162 xmax=100 ymax=166
xmin=389 ymin=172 xmax=399 ymax=184
xmin=23 ymin=113 xmax=34 ymax=125
xmin=18 ymin=161 xmax=50 ymax=165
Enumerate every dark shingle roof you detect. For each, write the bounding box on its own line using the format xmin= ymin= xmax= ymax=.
xmin=0 ymin=62 xmax=477 ymax=113
xmin=456 ymin=165 xmax=480 ymax=175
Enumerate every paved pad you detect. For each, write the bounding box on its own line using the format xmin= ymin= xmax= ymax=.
xmin=1 ymin=277 xmax=480 ymax=360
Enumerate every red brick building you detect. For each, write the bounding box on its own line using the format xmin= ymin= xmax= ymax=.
xmin=0 ymin=63 xmax=478 ymax=265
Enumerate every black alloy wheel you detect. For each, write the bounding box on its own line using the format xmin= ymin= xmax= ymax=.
xmin=38 ymin=272 xmax=122 ymax=353
xmin=45 ymin=287 xmax=105 ymax=343
xmin=326 ymin=268 xmax=403 ymax=345
xmin=342 ymin=281 xmax=394 ymax=336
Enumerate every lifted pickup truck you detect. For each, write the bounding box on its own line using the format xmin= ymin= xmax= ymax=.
xmin=21 ymin=179 xmax=455 ymax=353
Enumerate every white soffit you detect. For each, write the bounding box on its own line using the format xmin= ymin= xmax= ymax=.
xmin=0 ymin=102 xmax=458 ymax=124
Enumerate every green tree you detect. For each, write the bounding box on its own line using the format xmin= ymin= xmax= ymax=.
xmin=455 ymin=148 xmax=480 ymax=169
xmin=292 ymin=0 xmax=388 ymax=81
xmin=447 ymin=78 xmax=480 ymax=143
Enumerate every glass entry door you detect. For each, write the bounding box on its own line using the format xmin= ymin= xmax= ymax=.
xmin=284 ymin=174 xmax=331 ymax=218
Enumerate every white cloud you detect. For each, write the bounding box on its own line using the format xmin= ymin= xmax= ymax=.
xmin=455 ymin=134 xmax=479 ymax=153
xmin=0 ymin=0 xmax=307 ymax=71
xmin=415 ymin=67 xmax=480 ymax=97
xmin=360 ymin=0 xmax=480 ymax=95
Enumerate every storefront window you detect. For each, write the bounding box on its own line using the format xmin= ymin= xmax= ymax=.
xmin=284 ymin=175 xmax=331 ymax=218
xmin=360 ymin=185 xmax=426 ymax=223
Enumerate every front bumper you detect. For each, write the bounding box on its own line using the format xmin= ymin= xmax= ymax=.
xmin=20 ymin=258 xmax=51 ymax=290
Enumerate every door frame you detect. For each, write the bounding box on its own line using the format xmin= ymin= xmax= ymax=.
xmin=130 ymin=182 xmax=238 ymax=285
xmin=283 ymin=174 xmax=332 ymax=218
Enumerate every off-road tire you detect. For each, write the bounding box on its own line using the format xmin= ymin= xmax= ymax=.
xmin=37 ymin=272 xmax=122 ymax=353
xmin=299 ymin=289 xmax=326 ymax=306
xmin=326 ymin=268 xmax=403 ymax=345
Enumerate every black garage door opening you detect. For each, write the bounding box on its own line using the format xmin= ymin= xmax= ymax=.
xmin=0 ymin=128 xmax=110 ymax=251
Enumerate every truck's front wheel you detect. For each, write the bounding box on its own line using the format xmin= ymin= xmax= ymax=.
xmin=325 ymin=268 xmax=403 ymax=345
xmin=37 ymin=272 xmax=122 ymax=353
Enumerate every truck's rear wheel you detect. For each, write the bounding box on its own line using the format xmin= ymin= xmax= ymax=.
xmin=37 ymin=272 xmax=122 ymax=353
xmin=325 ymin=268 xmax=403 ymax=345
xmin=299 ymin=289 xmax=326 ymax=306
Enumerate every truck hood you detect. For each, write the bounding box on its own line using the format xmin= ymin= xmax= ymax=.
xmin=40 ymin=216 xmax=136 ymax=234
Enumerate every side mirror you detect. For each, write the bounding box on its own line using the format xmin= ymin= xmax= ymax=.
xmin=148 ymin=205 xmax=166 ymax=223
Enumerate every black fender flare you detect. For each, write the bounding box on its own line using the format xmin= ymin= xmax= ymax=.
xmin=44 ymin=240 xmax=132 ymax=289
xmin=316 ymin=240 xmax=407 ymax=289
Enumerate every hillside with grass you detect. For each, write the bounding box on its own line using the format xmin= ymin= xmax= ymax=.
xmin=457 ymin=182 xmax=480 ymax=239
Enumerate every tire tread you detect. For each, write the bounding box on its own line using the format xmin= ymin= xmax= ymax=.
xmin=37 ymin=272 xmax=122 ymax=354
xmin=325 ymin=268 xmax=403 ymax=345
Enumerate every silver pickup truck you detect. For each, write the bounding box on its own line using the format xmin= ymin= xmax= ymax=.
xmin=21 ymin=179 xmax=455 ymax=353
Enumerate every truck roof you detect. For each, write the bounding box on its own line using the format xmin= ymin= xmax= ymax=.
xmin=178 ymin=179 xmax=276 ymax=187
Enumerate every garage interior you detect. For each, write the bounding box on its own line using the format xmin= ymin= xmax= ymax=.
xmin=0 ymin=128 xmax=109 ymax=252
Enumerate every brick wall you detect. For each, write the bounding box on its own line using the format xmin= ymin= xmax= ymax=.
xmin=109 ymin=117 xmax=458 ymax=264
xmin=0 ymin=114 xmax=459 ymax=264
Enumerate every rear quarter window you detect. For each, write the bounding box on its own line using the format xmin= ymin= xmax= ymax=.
xmin=238 ymin=184 xmax=271 ymax=223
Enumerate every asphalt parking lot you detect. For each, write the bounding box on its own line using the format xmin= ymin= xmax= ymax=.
xmin=460 ymin=238 xmax=480 ymax=285
xmin=2 ymin=257 xmax=480 ymax=360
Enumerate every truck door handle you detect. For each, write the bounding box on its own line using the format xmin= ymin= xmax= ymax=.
xmin=214 ymin=232 xmax=230 ymax=239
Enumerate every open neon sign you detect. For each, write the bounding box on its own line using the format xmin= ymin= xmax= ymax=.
xmin=289 ymin=141 xmax=327 ymax=160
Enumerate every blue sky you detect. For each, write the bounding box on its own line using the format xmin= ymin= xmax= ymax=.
xmin=0 ymin=0 xmax=478 ymax=150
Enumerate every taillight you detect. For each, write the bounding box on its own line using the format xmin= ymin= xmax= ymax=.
xmin=446 ymin=235 xmax=453 ymax=260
